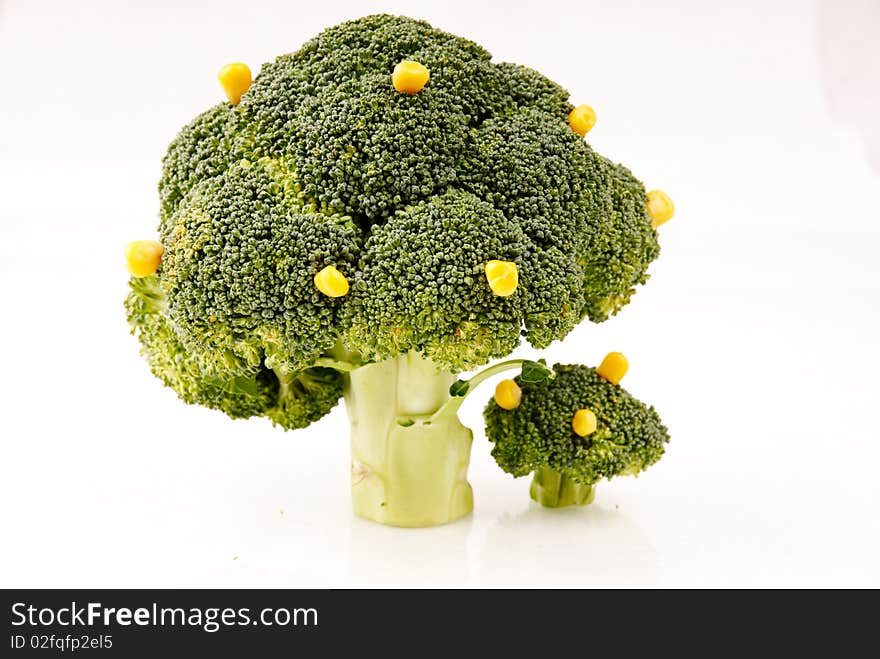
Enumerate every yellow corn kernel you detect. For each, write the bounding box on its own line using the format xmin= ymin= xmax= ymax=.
xmin=125 ymin=240 xmax=164 ymax=278
xmin=568 ymin=104 xmax=597 ymax=136
xmin=314 ymin=265 xmax=349 ymax=298
xmin=646 ymin=189 xmax=675 ymax=228
xmin=597 ymin=352 xmax=628 ymax=385
xmin=494 ymin=379 xmax=522 ymax=410
xmin=485 ymin=260 xmax=518 ymax=297
xmin=218 ymin=62 xmax=252 ymax=105
xmin=572 ymin=408 xmax=598 ymax=437
xmin=392 ymin=60 xmax=430 ymax=94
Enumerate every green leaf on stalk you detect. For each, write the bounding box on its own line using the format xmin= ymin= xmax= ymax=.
xmin=449 ymin=380 xmax=470 ymax=397
xmin=520 ymin=360 xmax=554 ymax=383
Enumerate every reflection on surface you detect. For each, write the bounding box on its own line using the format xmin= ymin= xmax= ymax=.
xmin=347 ymin=515 xmax=473 ymax=586
xmin=477 ymin=502 xmax=659 ymax=587
xmin=345 ymin=494 xmax=660 ymax=587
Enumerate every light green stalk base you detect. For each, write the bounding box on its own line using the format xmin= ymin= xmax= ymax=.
xmin=530 ymin=466 xmax=596 ymax=508
xmin=343 ymin=353 xmax=474 ymax=527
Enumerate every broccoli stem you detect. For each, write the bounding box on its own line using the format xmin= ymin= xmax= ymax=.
xmin=314 ymin=340 xmax=363 ymax=372
xmin=343 ymin=352 xmax=474 ymax=527
xmin=529 ymin=466 xmax=596 ymax=508
xmin=313 ymin=357 xmax=357 ymax=372
xmin=429 ymin=358 xmax=536 ymax=421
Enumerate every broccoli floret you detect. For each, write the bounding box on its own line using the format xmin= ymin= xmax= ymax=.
xmin=343 ymin=190 xmax=527 ymax=370
xmin=291 ymin=14 xmax=490 ymax=87
xmin=135 ymin=155 xmax=358 ymax=429
xmin=488 ymin=62 xmax=573 ymax=117
xmin=128 ymin=14 xmax=675 ymax=526
xmin=161 ymin=157 xmax=361 ymax=375
xmin=126 ymin=276 xmax=342 ymax=428
xmin=461 ymin=108 xmax=659 ymax=322
xmin=484 ymin=363 xmax=670 ymax=507
xmin=578 ymin=157 xmax=661 ymax=321
xmin=520 ymin=246 xmax=585 ymax=348
xmin=291 ymin=75 xmax=471 ymax=221
xmin=266 ymin=365 xmax=345 ymax=430
xmin=237 ymin=14 xmax=488 ymax=172
xmin=461 ymin=108 xmax=597 ymax=255
xmin=126 ymin=275 xmax=274 ymax=418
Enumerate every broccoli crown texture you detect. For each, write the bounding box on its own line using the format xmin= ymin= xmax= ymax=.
xmin=484 ymin=364 xmax=669 ymax=484
xmin=160 ymin=157 xmax=361 ymax=375
xmin=132 ymin=14 xmax=662 ymax=425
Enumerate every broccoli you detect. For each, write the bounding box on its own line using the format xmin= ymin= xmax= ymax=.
xmin=125 ymin=14 xmax=674 ymax=526
xmin=484 ymin=361 xmax=670 ymax=507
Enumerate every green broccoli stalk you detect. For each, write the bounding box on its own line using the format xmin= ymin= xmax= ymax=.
xmin=344 ymin=355 xmax=553 ymax=526
xmin=531 ymin=466 xmax=596 ymax=508
xmin=344 ymin=353 xmax=472 ymax=527
xmin=125 ymin=15 xmax=673 ymax=526
xmin=484 ymin=363 xmax=670 ymax=508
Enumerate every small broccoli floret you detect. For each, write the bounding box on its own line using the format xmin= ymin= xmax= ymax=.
xmin=484 ymin=363 xmax=669 ymax=506
xmin=233 ymin=57 xmax=313 ymax=159
xmin=343 ymin=190 xmax=527 ymax=371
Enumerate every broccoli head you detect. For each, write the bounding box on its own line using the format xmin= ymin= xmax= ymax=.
xmin=126 ymin=15 xmax=674 ymax=525
xmin=484 ymin=361 xmax=670 ymax=507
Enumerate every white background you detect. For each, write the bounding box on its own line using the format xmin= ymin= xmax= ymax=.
xmin=1 ymin=0 xmax=879 ymax=588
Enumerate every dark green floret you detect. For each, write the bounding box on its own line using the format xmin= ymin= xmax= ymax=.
xmin=161 ymin=157 xmax=361 ymax=375
xmin=343 ymin=190 xmax=527 ymax=371
xmin=289 ymin=14 xmax=490 ymax=90
xmin=159 ymin=103 xmax=236 ymax=228
xmin=461 ymin=108 xmax=594 ymax=252
xmin=577 ymin=156 xmax=660 ymax=321
xmin=461 ymin=109 xmax=659 ymax=322
xmin=520 ymin=246 xmax=585 ymax=348
xmin=291 ymin=75 xmax=471 ymax=221
xmin=488 ymin=62 xmax=573 ymax=117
